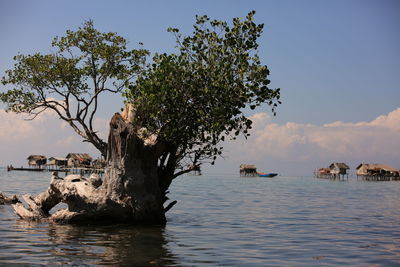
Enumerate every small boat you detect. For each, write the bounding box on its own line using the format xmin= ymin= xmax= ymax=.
xmin=257 ymin=172 xmax=278 ymax=178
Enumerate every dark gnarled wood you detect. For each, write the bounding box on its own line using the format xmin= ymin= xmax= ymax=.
xmin=10 ymin=113 xmax=166 ymax=225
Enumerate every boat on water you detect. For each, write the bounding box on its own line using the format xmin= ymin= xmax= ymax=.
xmin=257 ymin=172 xmax=278 ymax=178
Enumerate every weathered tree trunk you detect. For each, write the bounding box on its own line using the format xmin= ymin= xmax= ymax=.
xmin=10 ymin=113 xmax=167 ymax=225
xmin=103 ymin=112 xmax=166 ymax=224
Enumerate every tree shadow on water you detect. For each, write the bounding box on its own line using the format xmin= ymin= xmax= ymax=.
xmin=14 ymin=220 xmax=180 ymax=266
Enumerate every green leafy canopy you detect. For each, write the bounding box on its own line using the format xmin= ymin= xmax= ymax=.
xmin=1 ymin=12 xmax=281 ymax=168
xmin=124 ymin=11 xmax=281 ymax=166
xmin=0 ymin=20 xmax=149 ymax=156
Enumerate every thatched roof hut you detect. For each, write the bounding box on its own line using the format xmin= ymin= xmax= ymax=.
xmin=356 ymin=163 xmax=399 ymax=177
xmin=240 ymin=164 xmax=257 ymax=176
xmin=47 ymin=157 xmax=68 ymax=167
xmin=66 ymin=153 xmax=93 ymax=167
xmin=318 ymin=168 xmax=331 ymax=175
xmin=329 ymin=162 xmax=350 ymax=175
xmin=27 ymin=155 xmax=47 ymax=167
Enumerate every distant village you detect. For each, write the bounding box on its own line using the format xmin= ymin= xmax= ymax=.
xmin=314 ymin=162 xmax=400 ymax=181
xmin=7 ymin=153 xmax=105 ymax=175
xmin=7 ymin=155 xmax=400 ymax=182
xmin=239 ymin=162 xmax=400 ymax=181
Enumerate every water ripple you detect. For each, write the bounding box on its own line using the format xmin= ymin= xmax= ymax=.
xmin=0 ymin=170 xmax=400 ymax=266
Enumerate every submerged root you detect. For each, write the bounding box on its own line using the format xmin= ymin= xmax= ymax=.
xmin=0 ymin=192 xmax=20 ymax=205
xmin=10 ymin=172 xmax=106 ymax=223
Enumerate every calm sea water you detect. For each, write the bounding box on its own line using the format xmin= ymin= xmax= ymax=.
xmin=0 ymin=168 xmax=399 ymax=266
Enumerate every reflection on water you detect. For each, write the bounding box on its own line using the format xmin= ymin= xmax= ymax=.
xmin=1 ymin=169 xmax=400 ymax=266
xmin=5 ymin=220 xmax=177 ymax=266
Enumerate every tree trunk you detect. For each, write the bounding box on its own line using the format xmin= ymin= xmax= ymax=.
xmin=11 ymin=113 xmax=167 ymax=225
xmin=103 ymin=112 xmax=166 ymax=224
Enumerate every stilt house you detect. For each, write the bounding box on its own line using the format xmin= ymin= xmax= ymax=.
xmin=47 ymin=157 xmax=68 ymax=169
xmin=316 ymin=168 xmax=331 ymax=178
xmin=240 ymin=164 xmax=257 ymax=177
xmin=315 ymin=162 xmax=349 ymax=179
xmin=27 ymin=155 xmax=47 ymax=168
xmin=66 ymin=153 xmax=93 ymax=167
xmin=356 ymin=163 xmax=400 ymax=179
xmin=329 ymin=162 xmax=350 ymax=178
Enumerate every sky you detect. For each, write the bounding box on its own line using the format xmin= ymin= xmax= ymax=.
xmin=0 ymin=0 xmax=399 ymax=176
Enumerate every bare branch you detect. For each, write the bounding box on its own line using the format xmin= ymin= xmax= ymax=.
xmin=172 ymin=164 xmax=200 ymax=179
xmin=164 ymin=200 xmax=177 ymax=212
xmin=24 ymin=107 xmax=48 ymax=121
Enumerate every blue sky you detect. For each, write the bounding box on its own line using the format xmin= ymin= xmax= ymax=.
xmin=0 ymin=0 xmax=399 ymax=175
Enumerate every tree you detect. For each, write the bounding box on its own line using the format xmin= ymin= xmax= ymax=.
xmin=0 ymin=20 xmax=148 ymax=158
xmin=126 ymin=11 xmax=281 ymax=194
xmin=2 ymin=11 xmax=281 ymax=225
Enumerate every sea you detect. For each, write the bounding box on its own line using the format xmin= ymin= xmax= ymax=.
xmin=0 ymin=168 xmax=399 ymax=266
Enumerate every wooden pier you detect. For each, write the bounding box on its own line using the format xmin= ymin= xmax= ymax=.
xmin=7 ymin=166 xmax=45 ymax=172
xmin=7 ymin=165 xmax=104 ymax=176
xmin=357 ymin=175 xmax=400 ymax=181
xmin=314 ymin=171 xmax=349 ymax=180
xmin=61 ymin=167 xmax=105 ymax=176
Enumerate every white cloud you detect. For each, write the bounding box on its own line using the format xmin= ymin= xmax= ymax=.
xmin=0 ymin=109 xmax=106 ymax=167
xmin=1 ymin=107 xmax=399 ymax=176
xmin=221 ymin=108 xmax=400 ymax=176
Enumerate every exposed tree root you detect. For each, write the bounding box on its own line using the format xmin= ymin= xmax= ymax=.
xmin=0 ymin=192 xmax=20 ymax=205
xmin=5 ymin=113 xmax=169 ymax=225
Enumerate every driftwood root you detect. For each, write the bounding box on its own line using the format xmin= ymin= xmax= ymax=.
xmin=0 ymin=192 xmax=20 ymax=205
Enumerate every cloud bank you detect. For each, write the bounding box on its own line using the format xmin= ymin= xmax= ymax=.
xmin=0 ymin=109 xmax=108 ymax=167
xmin=222 ymin=108 xmax=400 ymax=176
xmin=1 ymin=107 xmax=399 ymax=176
